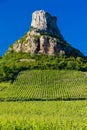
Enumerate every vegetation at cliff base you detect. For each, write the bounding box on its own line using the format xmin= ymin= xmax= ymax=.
xmin=0 ymin=52 xmax=87 ymax=130
xmin=0 ymin=52 xmax=87 ymax=82
xmin=0 ymin=70 xmax=87 ymax=101
xmin=0 ymin=9 xmax=87 ymax=130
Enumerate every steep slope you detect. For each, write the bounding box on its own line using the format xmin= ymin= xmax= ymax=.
xmin=8 ymin=10 xmax=84 ymax=57
xmin=1 ymin=10 xmax=87 ymax=83
xmin=0 ymin=70 xmax=87 ymax=101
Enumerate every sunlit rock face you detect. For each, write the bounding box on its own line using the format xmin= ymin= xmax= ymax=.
xmin=8 ymin=10 xmax=84 ymax=57
xmin=31 ymin=10 xmax=63 ymax=39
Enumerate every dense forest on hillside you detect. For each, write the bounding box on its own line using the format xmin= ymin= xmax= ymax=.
xmin=0 ymin=52 xmax=87 ymax=82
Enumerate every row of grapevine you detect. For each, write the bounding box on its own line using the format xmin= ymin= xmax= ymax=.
xmin=0 ymin=70 xmax=87 ymax=101
xmin=0 ymin=101 xmax=87 ymax=129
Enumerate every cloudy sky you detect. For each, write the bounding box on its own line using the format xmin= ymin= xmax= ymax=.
xmin=0 ymin=0 xmax=87 ymax=56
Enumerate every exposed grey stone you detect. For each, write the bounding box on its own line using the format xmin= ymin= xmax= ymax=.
xmin=8 ymin=10 xmax=84 ymax=57
xmin=31 ymin=10 xmax=63 ymax=39
xmin=39 ymin=35 xmax=49 ymax=54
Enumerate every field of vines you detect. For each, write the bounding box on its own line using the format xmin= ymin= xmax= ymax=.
xmin=0 ymin=70 xmax=87 ymax=101
xmin=0 ymin=70 xmax=87 ymax=129
xmin=0 ymin=101 xmax=87 ymax=130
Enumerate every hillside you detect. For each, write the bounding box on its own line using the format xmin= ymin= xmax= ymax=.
xmin=0 ymin=70 xmax=87 ymax=101
xmin=7 ymin=10 xmax=84 ymax=57
xmin=0 ymin=10 xmax=87 ymax=84
xmin=0 ymin=101 xmax=87 ymax=129
xmin=0 ymin=9 xmax=87 ymax=130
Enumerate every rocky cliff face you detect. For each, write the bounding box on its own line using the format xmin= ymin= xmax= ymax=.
xmin=8 ymin=10 xmax=83 ymax=57
xmin=31 ymin=10 xmax=63 ymax=39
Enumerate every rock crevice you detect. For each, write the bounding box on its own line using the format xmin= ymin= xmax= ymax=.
xmin=31 ymin=10 xmax=63 ymax=39
xmin=8 ymin=10 xmax=83 ymax=57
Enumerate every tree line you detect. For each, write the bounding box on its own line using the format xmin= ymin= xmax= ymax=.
xmin=0 ymin=52 xmax=87 ymax=82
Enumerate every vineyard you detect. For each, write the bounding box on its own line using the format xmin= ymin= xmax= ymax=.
xmin=0 ymin=70 xmax=87 ymax=129
xmin=0 ymin=70 xmax=87 ymax=101
xmin=0 ymin=101 xmax=87 ymax=130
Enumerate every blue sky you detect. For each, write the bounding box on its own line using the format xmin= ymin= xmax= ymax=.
xmin=0 ymin=0 xmax=87 ymax=56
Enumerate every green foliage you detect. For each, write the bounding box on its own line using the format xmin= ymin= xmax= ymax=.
xmin=30 ymin=26 xmax=34 ymax=31
xmin=66 ymin=61 xmax=75 ymax=70
xmin=33 ymin=34 xmax=41 ymax=39
xmin=0 ymin=101 xmax=87 ymax=129
xmin=0 ymin=70 xmax=87 ymax=101
xmin=0 ymin=63 xmax=21 ymax=83
xmin=19 ymin=33 xmax=28 ymax=43
xmin=0 ymin=52 xmax=87 ymax=82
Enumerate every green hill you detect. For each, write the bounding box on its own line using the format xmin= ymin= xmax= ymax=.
xmin=0 ymin=52 xmax=87 ymax=83
xmin=0 ymin=70 xmax=87 ymax=101
xmin=0 ymin=10 xmax=87 ymax=130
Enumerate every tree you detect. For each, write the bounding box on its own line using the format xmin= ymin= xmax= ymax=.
xmin=66 ymin=61 xmax=75 ymax=70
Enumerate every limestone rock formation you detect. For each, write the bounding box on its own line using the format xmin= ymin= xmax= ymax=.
xmin=31 ymin=10 xmax=63 ymax=39
xmin=8 ymin=10 xmax=83 ymax=57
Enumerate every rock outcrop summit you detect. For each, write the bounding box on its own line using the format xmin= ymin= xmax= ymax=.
xmin=8 ymin=10 xmax=83 ymax=57
xmin=31 ymin=10 xmax=63 ymax=39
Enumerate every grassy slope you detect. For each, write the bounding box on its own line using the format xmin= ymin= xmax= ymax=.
xmin=0 ymin=70 xmax=87 ymax=101
xmin=0 ymin=101 xmax=87 ymax=129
